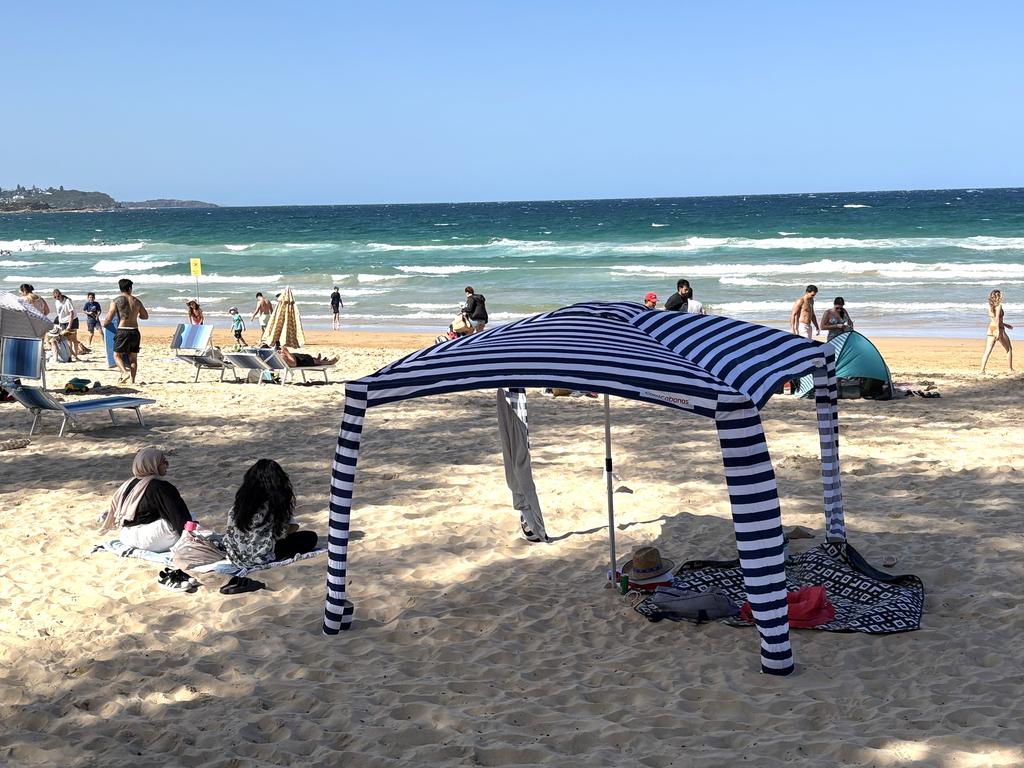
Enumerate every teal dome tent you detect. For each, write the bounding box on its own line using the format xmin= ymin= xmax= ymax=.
xmin=796 ymin=331 xmax=892 ymax=399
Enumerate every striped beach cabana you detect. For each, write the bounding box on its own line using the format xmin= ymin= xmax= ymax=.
xmin=324 ymin=302 xmax=845 ymax=675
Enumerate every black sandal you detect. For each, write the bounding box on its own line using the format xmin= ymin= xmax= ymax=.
xmin=219 ymin=576 xmax=265 ymax=595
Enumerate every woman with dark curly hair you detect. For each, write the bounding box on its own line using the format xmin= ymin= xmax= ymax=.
xmin=223 ymin=459 xmax=318 ymax=567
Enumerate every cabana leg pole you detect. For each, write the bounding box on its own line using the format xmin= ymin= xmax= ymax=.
xmin=323 ymin=382 xmax=368 ymax=635
xmin=603 ymin=394 xmax=617 ymax=585
xmin=813 ymin=353 xmax=846 ymax=542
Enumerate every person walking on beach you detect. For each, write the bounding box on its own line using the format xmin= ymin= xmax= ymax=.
xmin=83 ymin=292 xmax=103 ymax=348
xmin=643 ymin=292 xmax=658 ymax=309
xmin=330 ymin=287 xmax=343 ymax=330
xmin=186 ymin=299 xmax=204 ymax=325
xmin=462 ymin=286 xmax=488 ymax=334
xmin=102 ymin=278 xmax=148 ymax=384
xmin=790 ymin=285 xmax=819 ymax=339
xmin=229 ymin=307 xmax=248 ymax=347
xmin=820 ymin=296 xmax=854 ymax=341
xmin=251 ymin=292 xmax=273 ymax=335
xmin=980 ymin=289 xmax=1013 ymax=373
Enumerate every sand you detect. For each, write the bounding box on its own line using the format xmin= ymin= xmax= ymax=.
xmin=1 ymin=328 xmax=1022 ymax=767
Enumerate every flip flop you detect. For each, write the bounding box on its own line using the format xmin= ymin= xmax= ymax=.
xmin=219 ymin=576 xmax=265 ymax=595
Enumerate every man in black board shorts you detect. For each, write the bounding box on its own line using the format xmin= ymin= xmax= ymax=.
xmin=102 ymin=278 xmax=149 ymax=384
xmin=330 ymin=287 xmax=343 ymax=330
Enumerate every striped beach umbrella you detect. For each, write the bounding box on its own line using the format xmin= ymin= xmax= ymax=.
xmin=321 ymin=302 xmax=845 ymax=676
xmin=261 ymin=286 xmax=306 ymax=348
xmin=0 ymin=291 xmax=51 ymax=339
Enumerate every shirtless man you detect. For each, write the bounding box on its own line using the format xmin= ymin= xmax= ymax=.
xmin=790 ymin=284 xmax=819 ymax=339
xmin=102 ymin=278 xmax=149 ymax=383
xmin=251 ymin=292 xmax=273 ymax=335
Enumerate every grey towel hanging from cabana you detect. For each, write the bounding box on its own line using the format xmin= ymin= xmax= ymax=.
xmin=496 ymin=387 xmax=546 ymax=541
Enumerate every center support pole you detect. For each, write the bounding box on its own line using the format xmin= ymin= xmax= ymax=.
xmin=603 ymin=394 xmax=617 ymax=585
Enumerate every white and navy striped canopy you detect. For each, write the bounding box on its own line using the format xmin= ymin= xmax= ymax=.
xmin=355 ymin=302 xmax=827 ymax=415
xmin=324 ymin=302 xmax=848 ymax=677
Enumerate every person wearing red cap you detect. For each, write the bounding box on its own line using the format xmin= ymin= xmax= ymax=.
xmin=643 ymin=292 xmax=658 ymax=309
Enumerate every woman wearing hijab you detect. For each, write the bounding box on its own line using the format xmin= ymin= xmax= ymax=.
xmin=223 ymin=459 xmax=318 ymax=568
xmin=99 ymin=448 xmax=194 ymax=551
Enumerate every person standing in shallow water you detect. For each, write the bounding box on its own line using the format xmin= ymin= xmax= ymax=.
xmin=330 ymin=287 xmax=343 ymax=330
xmin=980 ymin=289 xmax=1013 ymax=373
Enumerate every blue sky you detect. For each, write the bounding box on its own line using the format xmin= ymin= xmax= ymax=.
xmin=3 ymin=2 xmax=1022 ymax=205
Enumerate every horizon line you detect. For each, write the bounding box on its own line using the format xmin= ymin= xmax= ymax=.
xmin=188 ymin=184 xmax=1022 ymax=209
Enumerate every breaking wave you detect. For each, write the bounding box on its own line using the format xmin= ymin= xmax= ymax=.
xmin=92 ymin=259 xmax=177 ymax=273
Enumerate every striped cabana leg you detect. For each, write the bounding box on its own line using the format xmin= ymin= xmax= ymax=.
xmin=323 ymin=382 xmax=368 ymax=634
xmin=812 ymin=353 xmax=846 ymax=542
xmin=716 ymin=398 xmax=793 ymax=675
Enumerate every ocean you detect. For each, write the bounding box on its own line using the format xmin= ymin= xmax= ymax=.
xmin=2 ymin=188 xmax=1022 ymax=337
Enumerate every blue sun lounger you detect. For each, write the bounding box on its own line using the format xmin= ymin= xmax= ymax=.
xmin=7 ymin=383 xmax=156 ymax=436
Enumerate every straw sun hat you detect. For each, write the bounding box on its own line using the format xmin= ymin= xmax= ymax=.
xmin=620 ymin=545 xmax=675 ymax=580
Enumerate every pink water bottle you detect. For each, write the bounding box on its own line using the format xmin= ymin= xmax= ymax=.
xmin=183 ymin=521 xmax=198 ymax=533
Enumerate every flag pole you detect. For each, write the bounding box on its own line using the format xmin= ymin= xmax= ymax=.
xmin=603 ymin=393 xmax=617 ymax=586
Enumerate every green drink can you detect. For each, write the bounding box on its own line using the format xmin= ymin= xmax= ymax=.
xmin=619 ymin=574 xmax=630 ymax=594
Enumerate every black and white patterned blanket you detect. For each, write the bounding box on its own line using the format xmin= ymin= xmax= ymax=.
xmin=638 ymin=542 xmax=923 ymax=633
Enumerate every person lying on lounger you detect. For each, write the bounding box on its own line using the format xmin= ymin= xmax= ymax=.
xmin=223 ymin=459 xmax=318 ymax=568
xmin=98 ymin=448 xmax=194 ymax=552
xmin=279 ymin=347 xmax=338 ymax=367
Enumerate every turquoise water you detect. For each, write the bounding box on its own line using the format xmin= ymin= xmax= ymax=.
xmin=2 ymin=188 xmax=1023 ymax=337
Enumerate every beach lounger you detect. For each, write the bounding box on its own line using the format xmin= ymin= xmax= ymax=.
xmin=222 ymin=349 xmax=334 ymax=384
xmin=168 ymin=324 xmax=232 ymax=381
xmin=6 ymin=382 xmax=156 ymax=436
xmin=1 ymin=336 xmax=47 ymax=388
xmin=170 ymin=323 xmax=214 ymax=355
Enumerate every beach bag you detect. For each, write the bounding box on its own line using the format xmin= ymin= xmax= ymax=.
xmin=645 ymin=586 xmax=739 ymax=624
xmin=451 ymin=313 xmax=472 ymax=334
xmin=171 ymin=529 xmax=225 ymax=570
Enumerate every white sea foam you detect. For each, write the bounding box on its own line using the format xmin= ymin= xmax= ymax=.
xmin=0 ymin=260 xmax=42 ymax=268
xmin=778 ymin=232 xmax=800 ymax=236
xmin=432 ymin=223 xmax=457 ymax=226
xmin=4 ymin=274 xmax=281 ymax=286
xmin=224 ymin=244 xmax=254 ymax=251
xmin=611 ymin=260 xmax=1024 ymax=280
xmin=395 ymin=265 xmax=516 ymax=275
xmin=360 ymin=234 xmax=1024 ymax=256
xmin=0 ymin=239 xmax=147 ymax=254
xmin=331 ymin=274 xmax=352 ymax=282
xmin=357 ymin=273 xmax=409 ymax=283
xmin=91 ymin=259 xmax=177 ymax=273
xmin=843 ymin=204 xmax=871 ymax=209
xmin=651 ymin=223 xmax=668 ymax=227
xmin=715 ymin=300 xmax=994 ymax=314
xmin=395 ymin=303 xmax=460 ymax=310
xmin=282 ymin=242 xmax=336 ymax=248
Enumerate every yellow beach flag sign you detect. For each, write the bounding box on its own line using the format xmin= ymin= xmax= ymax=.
xmin=190 ymin=258 xmax=203 ymax=277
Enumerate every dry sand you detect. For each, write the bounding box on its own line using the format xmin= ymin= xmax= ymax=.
xmin=1 ymin=328 xmax=1022 ymax=767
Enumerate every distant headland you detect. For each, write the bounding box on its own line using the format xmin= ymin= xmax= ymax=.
xmin=0 ymin=185 xmax=218 ymax=212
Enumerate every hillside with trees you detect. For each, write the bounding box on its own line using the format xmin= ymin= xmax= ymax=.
xmin=0 ymin=185 xmax=217 ymax=212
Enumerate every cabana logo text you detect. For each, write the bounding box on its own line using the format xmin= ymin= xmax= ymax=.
xmin=640 ymin=390 xmax=693 ymax=409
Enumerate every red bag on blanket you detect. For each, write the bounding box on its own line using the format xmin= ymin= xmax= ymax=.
xmin=740 ymin=585 xmax=836 ymax=628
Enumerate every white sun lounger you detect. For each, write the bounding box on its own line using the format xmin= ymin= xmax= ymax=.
xmin=7 ymin=383 xmax=156 ymax=436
